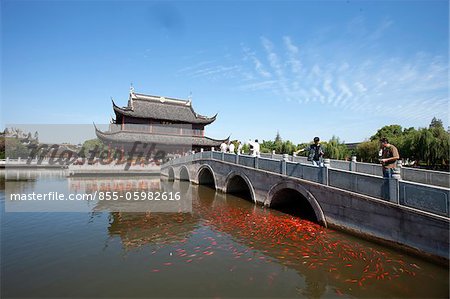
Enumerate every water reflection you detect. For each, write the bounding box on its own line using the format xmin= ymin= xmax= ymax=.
xmin=1 ymin=171 xmax=448 ymax=298
xmin=104 ymin=182 xmax=449 ymax=298
xmin=108 ymin=212 xmax=200 ymax=249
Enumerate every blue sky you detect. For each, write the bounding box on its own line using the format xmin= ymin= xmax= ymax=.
xmin=1 ymin=0 xmax=448 ymax=144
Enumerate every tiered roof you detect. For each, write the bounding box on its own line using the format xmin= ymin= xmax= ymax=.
xmin=95 ymin=89 xmax=228 ymax=147
xmin=112 ymin=91 xmax=217 ymax=124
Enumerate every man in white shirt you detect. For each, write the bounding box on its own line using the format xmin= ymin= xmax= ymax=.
xmin=237 ymin=141 xmax=243 ymax=154
xmin=220 ymin=142 xmax=228 ymax=153
xmin=228 ymin=142 xmax=235 ymax=154
xmin=248 ymin=139 xmax=260 ymax=157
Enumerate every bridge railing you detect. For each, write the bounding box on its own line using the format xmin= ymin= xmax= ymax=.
xmin=162 ymin=151 xmax=449 ymax=217
xmin=399 ymin=181 xmax=449 ymax=216
xmin=256 ymin=152 xmax=449 ymax=188
xmin=328 ymin=168 xmax=387 ymax=200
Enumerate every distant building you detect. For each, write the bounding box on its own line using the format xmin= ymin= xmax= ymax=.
xmin=95 ymin=88 xmax=228 ymax=154
xmin=344 ymin=142 xmax=361 ymax=151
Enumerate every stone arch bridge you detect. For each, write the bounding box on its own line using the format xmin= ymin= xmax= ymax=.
xmin=161 ymin=151 xmax=449 ymax=262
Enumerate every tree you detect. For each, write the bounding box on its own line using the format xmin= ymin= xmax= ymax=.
xmin=241 ymin=143 xmax=250 ymax=154
xmin=428 ymin=118 xmax=449 ymax=168
xmin=324 ymin=136 xmax=349 ymax=160
xmin=0 ymin=136 xmax=5 ymax=159
xmin=274 ymin=131 xmax=282 ymax=143
xmin=260 ymin=140 xmax=275 ymax=153
xmin=80 ymin=138 xmax=107 ymax=158
xmin=5 ymin=138 xmax=29 ymax=158
xmin=429 ymin=117 xmax=443 ymax=129
xmin=274 ymin=131 xmax=283 ymax=153
xmin=282 ymin=140 xmax=297 ymax=155
xmin=356 ymin=140 xmax=379 ymax=163
xmin=370 ymin=125 xmax=403 ymax=141
xmin=415 ymin=128 xmax=434 ymax=166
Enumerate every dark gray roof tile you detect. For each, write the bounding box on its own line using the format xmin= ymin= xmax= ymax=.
xmin=112 ymin=92 xmax=217 ymax=124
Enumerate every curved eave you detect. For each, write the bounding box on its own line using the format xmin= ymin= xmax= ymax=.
xmin=112 ymin=101 xmax=132 ymax=115
xmin=188 ymin=104 xmax=218 ymax=124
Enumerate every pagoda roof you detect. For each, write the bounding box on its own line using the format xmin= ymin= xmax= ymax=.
xmin=95 ymin=125 xmax=229 ymax=147
xmin=112 ymin=92 xmax=217 ymax=125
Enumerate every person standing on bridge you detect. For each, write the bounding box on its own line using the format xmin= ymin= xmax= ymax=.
xmin=220 ymin=141 xmax=228 ymax=153
xmin=228 ymin=141 xmax=235 ymax=154
xmin=379 ymin=138 xmax=400 ymax=178
xmin=237 ymin=141 xmax=243 ymax=155
xmin=294 ymin=137 xmax=324 ymax=166
xmin=248 ymin=139 xmax=260 ymax=157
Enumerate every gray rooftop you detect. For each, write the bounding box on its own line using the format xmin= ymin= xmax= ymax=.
xmin=112 ymin=92 xmax=217 ymax=125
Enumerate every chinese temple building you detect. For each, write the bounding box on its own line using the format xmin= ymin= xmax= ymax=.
xmin=95 ymin=87 xmax=228 ymax=154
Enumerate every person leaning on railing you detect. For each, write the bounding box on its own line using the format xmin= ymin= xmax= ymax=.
xmin=294 ymin=137 xmax=324 ymax=167
xmin=379 ymin=137 xmax=400 ymax=178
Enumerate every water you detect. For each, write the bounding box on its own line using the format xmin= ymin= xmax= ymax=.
xmin=1 ymin=170 xmax=448 ymax=298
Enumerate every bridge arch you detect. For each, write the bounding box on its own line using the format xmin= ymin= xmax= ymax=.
xmin=224 ymin=171 xmax=256 ymax=203
xmin=179 ymin=165 xmax=190 ymax=181
xmin=265 ymin=181 xmax=327 ymax=227
xmin=167 ymin=167 xmax=175 ymax=181
xmin=197 ymin=164 xmax=217 ymax=189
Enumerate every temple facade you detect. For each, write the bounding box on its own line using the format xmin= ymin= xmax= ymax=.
xmin=95 ymin=88 xmax=228 ymax=155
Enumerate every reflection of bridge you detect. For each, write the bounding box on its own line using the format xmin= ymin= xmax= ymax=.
xmin=161 ymin=151 xmax=450 ymax=261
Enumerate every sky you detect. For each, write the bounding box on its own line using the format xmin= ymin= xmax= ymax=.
xmin=1 ymin=0 xmax=448 ymax=144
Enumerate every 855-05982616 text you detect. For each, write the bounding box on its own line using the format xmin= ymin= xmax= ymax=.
xmin=97 ymin=191 xmax=181 ymax=201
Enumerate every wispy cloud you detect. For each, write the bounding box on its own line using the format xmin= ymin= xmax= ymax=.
xmin=176 ymin=17 xmax=447 ymax=122
xmin=242 ymin=45 xmax=272 ymax=78
xmin=235 ymin=19 xmax=448 ymax=121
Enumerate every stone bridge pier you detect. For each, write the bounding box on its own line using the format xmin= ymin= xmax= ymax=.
xmin=164 ymin=160 xmax=327 ymax=226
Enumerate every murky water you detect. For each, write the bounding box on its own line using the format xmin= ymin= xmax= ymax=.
xmin=1 ymin=170 xmax=448 ymax=298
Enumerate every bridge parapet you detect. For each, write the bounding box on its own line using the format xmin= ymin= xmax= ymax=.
xmin=259 ymin=153 xmax=449 ymax=188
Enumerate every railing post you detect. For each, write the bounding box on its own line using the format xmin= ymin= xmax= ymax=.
xmin=211 ymin=147 xmax=215 ymax=152
xmin=397 ymin=159 xmax=403 ymax=179
xmin=254 ymin=155 xmax=259 ymax=169
xmin=350 ymin=156 xmax=357 ymax=172
xmin=322 ymin=158 xmax=330 ymax=185
xmin=282 ymin=154 xmax=288 ymax=175
xmin=271 ymin=150 xmax=275 ymax=160
xmin=235 ymin=152 xmax=239 ymax=164
xmin=221 ymin=151 xmax=225 ymax=161
xmin=387 ymin=160 xmax=402 ymax=204
xmin=200 ymin=148 xmax=204 ymax=152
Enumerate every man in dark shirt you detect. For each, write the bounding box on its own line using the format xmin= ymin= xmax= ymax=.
xmin=295 ymin=137 xmax=324 ymax=166
xmin=379 ymin=137 xmax=400 ymax=178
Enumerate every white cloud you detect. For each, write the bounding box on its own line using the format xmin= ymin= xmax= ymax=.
xmin=235 ymin=34 xmax=448 ymax=122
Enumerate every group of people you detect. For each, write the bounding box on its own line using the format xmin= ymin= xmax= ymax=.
xmin=296 ymin=136 xmax=400 ymax=177
xmin=220 ymin=140 xmax=240 ymax=154
xmin=219 ymin=136 xmax=400 ymax=177
xmin=219 ymin=139 xmax=260 ymax=156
